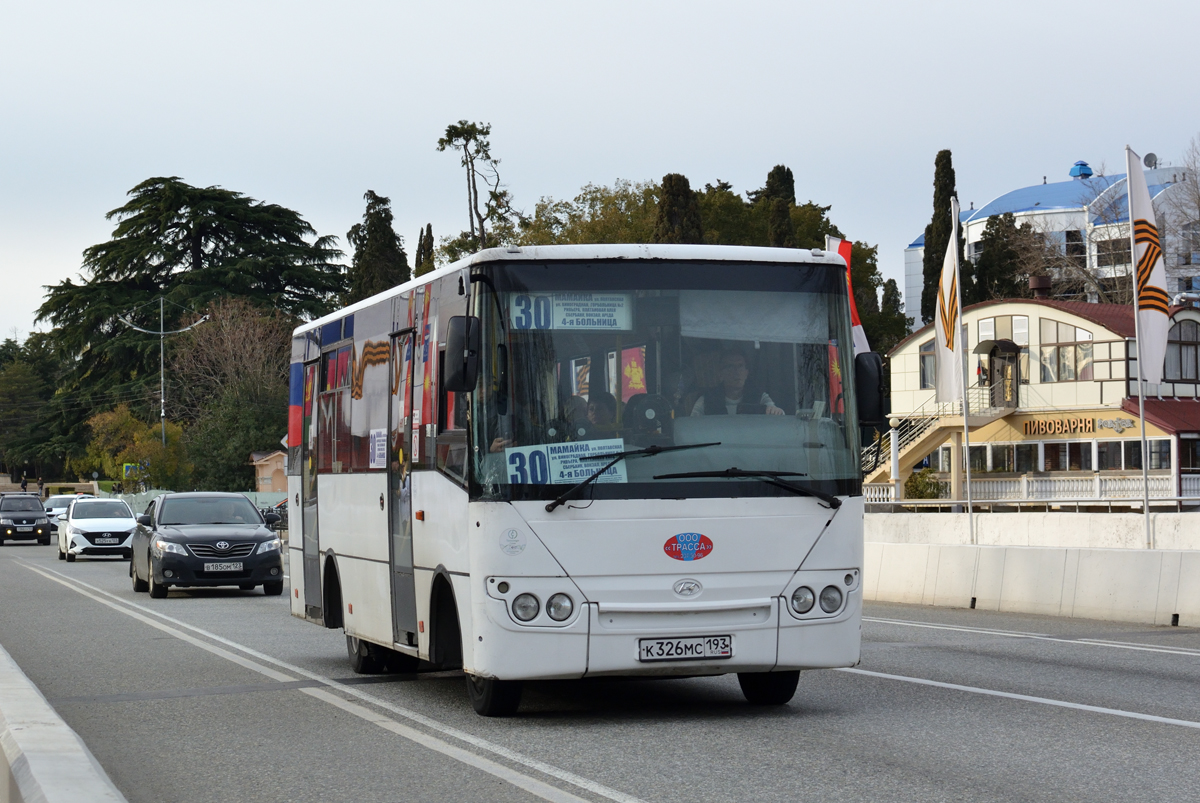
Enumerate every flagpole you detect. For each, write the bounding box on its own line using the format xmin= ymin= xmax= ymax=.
xmin=1126 ymin=146 xmax=1153 ymax=549
xmin=951 ymin=196 xmax=975 ymax=544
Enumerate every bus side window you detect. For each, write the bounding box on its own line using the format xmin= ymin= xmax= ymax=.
xmin=436 ymin=348 xmax=468 ymax=485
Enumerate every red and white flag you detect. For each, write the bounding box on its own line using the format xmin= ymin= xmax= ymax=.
xmin=826 ymin=236 xmax=871 ymax=355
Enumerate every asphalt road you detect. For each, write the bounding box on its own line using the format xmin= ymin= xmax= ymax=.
xmin=2 ymin=540 xmax=1199 ymax=803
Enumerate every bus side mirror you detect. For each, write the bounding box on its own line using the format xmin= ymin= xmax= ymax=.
xmin=444 ymin=315 xmax=481 ymax=392
xmin=854 ymin=352 xmax=885 ymax=426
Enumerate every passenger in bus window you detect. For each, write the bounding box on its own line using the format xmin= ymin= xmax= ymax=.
xmin=691 ymin=349 xmax=784 ymax=416
xmin=587 ymin=391 xmax=618 ymax=427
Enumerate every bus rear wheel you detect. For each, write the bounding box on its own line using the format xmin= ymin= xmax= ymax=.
xmin=347 ymin=636 xmax=387 ymax=674
xmin=466 ymin=674 xmax=522 ymax=717
xmin=737 ymin=670 xmax=800 ymax=705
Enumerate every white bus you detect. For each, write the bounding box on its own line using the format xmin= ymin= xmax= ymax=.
xmin=286 ymin=244 xmax=883 ymax=716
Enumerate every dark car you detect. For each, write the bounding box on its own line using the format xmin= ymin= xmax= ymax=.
xmin=0 ymin=493 xmax=52 ymax=545
xmin=130 ymin=492 xmax=284 ymax=599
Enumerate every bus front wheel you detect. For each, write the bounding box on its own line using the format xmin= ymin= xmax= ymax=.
xmin=737 ymin=670 xmax=800 ymax=705
xmin=466 ymin=674 xmax=522 ymax=717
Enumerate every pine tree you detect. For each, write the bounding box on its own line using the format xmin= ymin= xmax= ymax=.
xmin=921 ymin=150 xmax=957 ymax=324
xmin=764 ymin=165 xmax=796 ymax=205
xmin=653 ymin=174 xmax=703 ymax=244
xmin=345 ymin=191 xmax=409 ymax=304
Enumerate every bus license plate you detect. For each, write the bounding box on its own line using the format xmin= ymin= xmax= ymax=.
xmin=95 ymin=538 xmax=120 ymax=544
xmin=638 ymin=635 xmax=733 ymax=662
xmin=204 ymin=562 xmax=243 ymax=572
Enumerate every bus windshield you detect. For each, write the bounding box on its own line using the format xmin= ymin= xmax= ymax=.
xmin=470 ymin=260 xmax=860 ymax=502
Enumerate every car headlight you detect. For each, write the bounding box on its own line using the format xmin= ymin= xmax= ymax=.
xmin=510 ymin=593 xmax=540 ymax=622
xmin=546 ymin=593 xmax=574 ymax=621
xmin=35 ymin=517 xmax=49 ymax=524
xmin=819 ymin=585 xmax=844 ymax=613
xmin=69 ymin=526 xmax=85 ymax=536
xmin=0 ymin=519 xmax=13 ymax=526
xmin=152 ymin=539 xmax=188 ymax=557
xmin=790 ymin=586 xmax=816 ymax=614
xmin=256 ymin=538 xmax=282 ymax=554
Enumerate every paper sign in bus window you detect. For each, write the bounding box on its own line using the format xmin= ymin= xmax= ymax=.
xmin=509 ymin=293 xmax=632 ymax=331
xmin=504 ymin=439 xmax=628 ymax=485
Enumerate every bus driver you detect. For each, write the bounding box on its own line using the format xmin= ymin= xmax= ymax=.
xmin=691 ymin=349 xmax=784 ymax=416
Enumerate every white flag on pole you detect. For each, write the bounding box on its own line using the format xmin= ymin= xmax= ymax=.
xmin=1125 ymin=146 xmax=1170 ymax=386
xmin=825 ymin=236 xmax=871 ymax=355
xmin=934 ymin=197 xmax=964 ymax=403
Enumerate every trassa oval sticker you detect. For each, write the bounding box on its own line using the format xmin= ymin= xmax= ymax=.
xmin=664 ymin=533 xmax=713 ymax=561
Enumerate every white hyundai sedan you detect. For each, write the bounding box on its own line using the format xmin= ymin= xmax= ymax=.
xmin=59 ymin=498 xmax=136 ymax=562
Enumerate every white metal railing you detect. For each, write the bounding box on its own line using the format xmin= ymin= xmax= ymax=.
xmin=866 ymin=473 xmax=1188 ymax=505
xmin=862 ymin=385 xmax=998 ymax=474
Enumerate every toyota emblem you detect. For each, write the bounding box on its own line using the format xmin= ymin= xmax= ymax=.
xmin=673 ymin=578 xmax=702 ymax=597
xmin=216 ymin=541 xmax=230 ymax=550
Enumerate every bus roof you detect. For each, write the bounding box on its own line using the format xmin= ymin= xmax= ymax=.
xmin=293 ymin=244 xmax=847 ymax=338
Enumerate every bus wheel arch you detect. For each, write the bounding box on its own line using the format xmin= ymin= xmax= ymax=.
xmin=322 ymin=551 xmax=344 ymax=629
xmin=429 ymin=569 xmax=463 ymax=670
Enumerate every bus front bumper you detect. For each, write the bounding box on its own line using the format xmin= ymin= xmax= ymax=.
xmin=474 ymin=590 xmax=861 ymax=680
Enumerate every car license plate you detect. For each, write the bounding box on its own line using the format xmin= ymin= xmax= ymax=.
xmin=638 ymin=635 xmax=733 ymax=662
xmin=17 ymin=526 xmax=32 ymax=532
xmin=95 ymin=538 xmax=120 ymax=545
xmin=204 ymin=562 xmax=243 ymax=572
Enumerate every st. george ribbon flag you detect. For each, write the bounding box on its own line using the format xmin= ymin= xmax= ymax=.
xmin=934 ymin=197 xmax=964 ymax=404
xmin=826 ymin=236 xmax=870 ymax=355
xmin=1125 ymin=146 xmax=1170 ymax=386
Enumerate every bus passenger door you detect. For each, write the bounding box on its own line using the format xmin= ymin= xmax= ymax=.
xmin=389 ymin=331 xmax=418 ymax=644
xmin=300 ymin=361 xmax=322 ymax=620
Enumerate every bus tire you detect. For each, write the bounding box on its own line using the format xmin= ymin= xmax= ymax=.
xmin=466 ymin=674 xmax=523 ymax=717
xmin=347 ymin=636 xmax=386 ymax=674
xmin=737 ymin=670 xmax=800 ymax=705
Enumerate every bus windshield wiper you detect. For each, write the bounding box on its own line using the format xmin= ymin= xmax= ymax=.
xmin=651 ymin=467 xmax=841 ymax=509
xmin=544 ymin=442 xmax=721 ymax=513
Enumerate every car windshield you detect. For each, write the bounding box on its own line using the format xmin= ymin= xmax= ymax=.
xmin=159 ymin=497 xmax=262 ymax=525
xmin=469 ymin=260 xmax=860 ymax=503
xmin=72 ymin=501 xmax=133 ymax=519
xmin=46 ymin=496 xmax=78 ymax=508
xmin=1 ymin=497 xmax=45 ymax=512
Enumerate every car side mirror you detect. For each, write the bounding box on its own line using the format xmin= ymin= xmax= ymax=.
xmin=444 ymin=315 xmax=481 ymax=393
xmin=137 ymin=515 xmax=152 ymax=526
xmin=854 ymin=352 xmax=886 ymax=427
xmin=264 ymin=512 xmax=281 ymax=525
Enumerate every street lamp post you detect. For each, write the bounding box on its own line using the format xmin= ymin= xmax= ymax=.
xmin=119 ymin=297 xmax=208 ymax=447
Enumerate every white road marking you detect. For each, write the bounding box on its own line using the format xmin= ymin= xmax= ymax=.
xmin=18 ymin=560 xmax=646 ymax=803
xmin=864 ymin=617 xmax=1200 ymax=657
xmin=838 ymin=667 xmax=1200 ymax=730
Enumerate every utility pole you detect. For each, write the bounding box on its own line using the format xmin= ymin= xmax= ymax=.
xmin=119 ymin=297 xmax=208 ymax=448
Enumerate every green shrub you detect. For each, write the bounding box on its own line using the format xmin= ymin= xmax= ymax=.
xmin=904 ymin=468 xmax=944 ymax=499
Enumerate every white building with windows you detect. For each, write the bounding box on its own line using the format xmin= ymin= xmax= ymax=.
xmin=903 ymin=163 xmax=1198 ymax=320
xmin=867 ymin=298 xmax=1200 ymax=505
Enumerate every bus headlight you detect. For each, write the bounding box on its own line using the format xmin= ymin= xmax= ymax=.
xmin=819 ymin=585 xmax=843 ymax=613
xmin=546 ymin=593 xmax=574 ymax=621
xmin=790 ymin=586 xmax=815 ymax=614
xmin=511 ymin=593 xmax=540 ymax=622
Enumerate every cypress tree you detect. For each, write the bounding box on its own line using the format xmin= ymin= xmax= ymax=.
xmin=767 ymin=198 xmax=796 ymax=247
xmin=415 ymin=223 xmax=436 ymax=276
xmin=920 ymin=150 xmax=958 ymax=324
xmin=345 ymin=190 xmax=409 ymax=304
xmin=653 ymin=174 xmax=703 ymax=244
xmin=764 ymin=165 xmax=796 ymax=205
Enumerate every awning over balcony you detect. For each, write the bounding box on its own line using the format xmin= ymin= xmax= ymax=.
xmin=1122 ymin=398 xmax=1200 ymax=435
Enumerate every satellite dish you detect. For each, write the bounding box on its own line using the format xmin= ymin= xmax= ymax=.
xmin=1144 ymin=153 xmax=1158 ymax=169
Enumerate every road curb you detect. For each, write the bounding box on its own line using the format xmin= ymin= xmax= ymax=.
xmin=0 ymin=641 xmax=126 ymax=803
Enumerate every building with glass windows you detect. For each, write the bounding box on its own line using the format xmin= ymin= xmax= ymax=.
xmin=903 ymin=164 xmax=1199 ymax=321
xmin=867 ymin=298 xmax=1200 ymax=505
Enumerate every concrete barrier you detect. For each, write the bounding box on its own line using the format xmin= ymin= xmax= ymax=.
xmin=865 ymin=511 xmax=1200 ymax=551
xmin=864 ymin=541 xmax=1200 ymax=626
xmin=1 ymin=643 xmax=126 ymax=803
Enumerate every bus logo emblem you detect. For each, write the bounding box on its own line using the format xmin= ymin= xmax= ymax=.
xmin=673 ymin=578 xmax=702 ymax=596
xmin=664 ymin=533 xmax=713 ymax=561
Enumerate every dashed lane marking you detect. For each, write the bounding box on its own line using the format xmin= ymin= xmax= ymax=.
xmin=18 ymin=559 xmax=646 ymax=803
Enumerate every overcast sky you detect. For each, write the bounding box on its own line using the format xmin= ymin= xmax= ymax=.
xmin=2 ymin=0 xmax=1198 ymax=339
